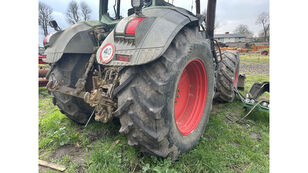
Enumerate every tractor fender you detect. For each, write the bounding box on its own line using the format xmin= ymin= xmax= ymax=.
xmin=43 ymin=22 xmax=97 ymax=63
xmin=96 ymin=7 xmax=199 ymax=66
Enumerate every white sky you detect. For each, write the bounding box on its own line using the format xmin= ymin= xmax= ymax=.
xmin=39 ymin=0 xmax=269 ymax=44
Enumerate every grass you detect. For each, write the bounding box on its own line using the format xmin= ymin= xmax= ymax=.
xmin=239 ymin=53 xmax=270 ymax=100
xmin=39 ymin=54 xmax=269 ymax=173
xmin=240 ymin=54 xmax=269 ymax=65
xmin=241 ymin=74 xmax=269 ymax=101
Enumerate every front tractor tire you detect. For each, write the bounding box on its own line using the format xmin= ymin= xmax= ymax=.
xmin=48 ymin=54 xmax=93 ymax=124
xmin=215 ymin=50 xmax=240 ymax=102
xmin=114 ymin=28 xmax=215 ymax=159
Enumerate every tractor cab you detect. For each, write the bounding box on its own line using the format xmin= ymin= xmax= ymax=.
xmin=98 ymin=0 xmax=177 ymax=25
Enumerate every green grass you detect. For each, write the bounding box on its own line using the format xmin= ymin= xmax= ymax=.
xmin=39 ymin=90 xmax=269 ymax=172
xmin=239 ymin=53 xmax=270 ymax=100
xmin=240 ymin=74 xmax=269 ymax=101
xmin=240 ymin=54 xmax=269 ymax=65
xmin=39 ymin=54 xmax=269 ymax=172
xmin=39 ymin=64 xmax=50 ymax=68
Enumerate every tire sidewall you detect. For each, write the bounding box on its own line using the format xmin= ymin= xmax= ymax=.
xmin=165 ymin=43 xmax=215 ymax=153
xmin=48 ymin=54 xmax=93 ymax=124
xmin=216 ymin=51 xmax=240 ymax=102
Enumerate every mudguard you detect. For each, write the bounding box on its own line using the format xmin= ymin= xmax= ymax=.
xmin=43 ymin=22 xmax=99 ymax=63
xmin=96 ymin=7 xmax=199 ymax=66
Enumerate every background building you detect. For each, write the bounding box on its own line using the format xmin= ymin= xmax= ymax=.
xmin=214 ymin=32 xmax=246 ymax=43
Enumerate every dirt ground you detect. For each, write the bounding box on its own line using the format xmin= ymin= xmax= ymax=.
xmin=39 ymin=145 xmax=89 ymax=172
xmin=240 ymin=63 xmax=269 ymax=74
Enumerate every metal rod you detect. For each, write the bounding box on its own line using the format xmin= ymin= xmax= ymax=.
xmin=206 ymin=0 xmax=219 ymax=70
xmin=99 ymin=0 xmax=109 ymax=20
xmin=237 ymin=100 xmax=262 ymax=122
xmin=196 ymin=0 xmax=200 ymax=14
xmin=85 ymin=107 xmax=96 ymax=128
xmin=206 ymin=0 xmax=217 ymax=40
xmin=233 ymin=87 xmax=246 ymax=103
xmin=116 ymin=0 xmax=121 ymax=19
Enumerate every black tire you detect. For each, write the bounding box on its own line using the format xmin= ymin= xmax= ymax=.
xmin=215 ymin=50 xmax=240 ymax=102
xmin=114 ymin=28 xmax=215 ymax=160
xmin=48 ymin=54 xmax=94 ymax=124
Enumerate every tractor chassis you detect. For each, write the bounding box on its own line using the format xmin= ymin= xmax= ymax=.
xmin=47 ymin=55 xmax=120 ymax=123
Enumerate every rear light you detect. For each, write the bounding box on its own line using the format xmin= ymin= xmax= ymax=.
xmin=43 ymin=33 xmax=54 ymax=46
xmin=43 ymin=34 xmax=50 ymax=45
xmin=116 ymin=56 xmax=130 ymax=62
xmin=125 ymin=17 xmax=146 ymax=35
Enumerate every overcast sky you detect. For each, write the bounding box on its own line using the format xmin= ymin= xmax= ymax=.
xmin=39 ymin=0 xmax=269 ymax=45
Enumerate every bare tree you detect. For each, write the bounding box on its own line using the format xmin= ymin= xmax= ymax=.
xmin=233 ymin=24 xmax=253 ymax=38
xmin=66 ymin=0 xmax=80 ymax=24
xmin=39 ymin=2 xmax=53 ymax=36
xmin=256 ymin=12 xmax=270 ymax=41
xmin=80 ymin=1 xmax=92 ymax=21
xmin=258 ymin=25 xmax=270 ymax=41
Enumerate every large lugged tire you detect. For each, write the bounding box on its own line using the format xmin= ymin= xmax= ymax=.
xmin=48 ymin=54 xmax=93 ymax=124
xmin=114 ymin=28 xmax=215 ymax=159
xmin=215 ymin=50 xmax=240 ymax=102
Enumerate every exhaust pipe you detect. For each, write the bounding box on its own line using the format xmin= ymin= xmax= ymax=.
xmin=206 ymin=0 xmax=217 ymax=40
xmin=196 ymin=0 xmax=200 ymax=14
xmin=205 ymin=0 xmax=219 ymax=69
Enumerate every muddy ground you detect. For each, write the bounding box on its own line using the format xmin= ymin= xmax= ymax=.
xmin=240 ymin=63 xmax=269 ymax=74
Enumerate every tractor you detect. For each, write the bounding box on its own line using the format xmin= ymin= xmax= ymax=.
xmin=43 ymin=0 xmax=240 ymax=160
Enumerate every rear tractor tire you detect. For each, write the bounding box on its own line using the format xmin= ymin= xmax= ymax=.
xmin=215 ymin=50 xmax=240 ymax=102
xmin=114 ymin=28 xmax=215 ymax=160
xmin=48 ymin=54 xmax=94 ymax=124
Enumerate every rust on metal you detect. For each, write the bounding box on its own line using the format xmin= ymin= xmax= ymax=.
xmin=46 ymin=64 xmax=119 ymax=123
xmin=84 ymin=67 xmax=119 ymax=123
xmin=214 ymin=39 xmax=223 ymax=62
xmin=46 ymin=80 xmax=60 ymax=91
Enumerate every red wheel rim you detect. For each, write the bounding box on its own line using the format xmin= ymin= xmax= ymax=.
xmin=234 ymin=65 xmax=239 ymax=86
xmin=174 ymin=59 xmax=207 ymax=135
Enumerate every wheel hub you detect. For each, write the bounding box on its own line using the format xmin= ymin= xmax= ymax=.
xmin=174 ymin=59 xmax=207 ymax=135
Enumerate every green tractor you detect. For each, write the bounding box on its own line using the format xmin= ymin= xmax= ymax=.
xmin=43 ymin=0 xmax=240 ymax=159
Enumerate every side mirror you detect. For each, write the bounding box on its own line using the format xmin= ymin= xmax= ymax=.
xmin=49 ymin=20 xmax=60 ymax=31
xmin=128 ymin=8 xmax=135 ymax=16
